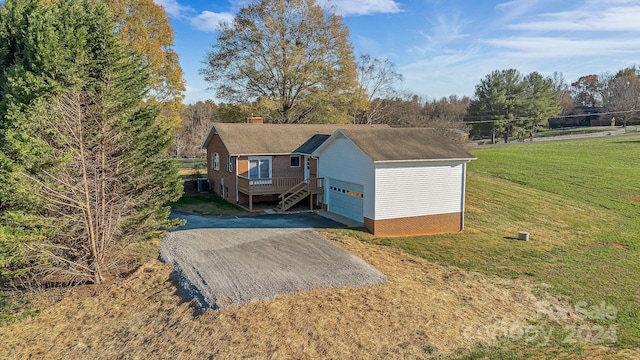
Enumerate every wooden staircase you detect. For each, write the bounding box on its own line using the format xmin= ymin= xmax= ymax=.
xmin=276 ymin=179 xmax=319 ymax=212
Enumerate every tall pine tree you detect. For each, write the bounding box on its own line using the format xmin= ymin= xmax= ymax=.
xmin=0 ymin=0 xmax=182 ymax=284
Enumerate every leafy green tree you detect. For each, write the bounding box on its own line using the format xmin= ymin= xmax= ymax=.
xmin=0 ymin=0 xmax=181 ymax=284
xmin=522 ymin=72 xmax=560 ymax=138
xmin=467 ymin=69 xmax=559 ymax=143
xmin=467 ymin=69 xmax=525 ymax=143
xmin=200 ymin=0 xmax=361 ymax=124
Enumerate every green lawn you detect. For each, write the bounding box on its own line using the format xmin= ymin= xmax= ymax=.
xmin=334 ymin=135 xmax=640 ymax=355
xmin=170 ymin=193 xmax=247 ymax=216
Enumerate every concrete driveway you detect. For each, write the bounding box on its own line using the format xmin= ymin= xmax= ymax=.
xmin=161 ymin=212 xmax=385 ymax=310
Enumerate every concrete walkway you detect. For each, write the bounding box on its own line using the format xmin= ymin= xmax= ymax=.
xmin=315 ymin=210 xmax=365 ymax=228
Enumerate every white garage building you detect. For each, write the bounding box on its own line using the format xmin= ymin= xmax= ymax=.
xmin=311 ymin=127 xmax=475 ymax=237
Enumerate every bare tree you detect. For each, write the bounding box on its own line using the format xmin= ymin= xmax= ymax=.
xmin=175 ymin=101 xmax=218 ymax=157
xmin=601 ymin=67 xmax=640 ymax=127
xmin=551 ymin=72 xmax=575 ymax=115
xmin=352 ymin=54 xmax=403 ymax=124
xmin=21 ymin=89 xmax=180 ymax=284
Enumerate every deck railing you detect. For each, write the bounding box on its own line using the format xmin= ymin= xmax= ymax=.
xmin=237 ymin=176 xmax=303 ymax=195
xmin=278 ymin=178 xmax=325 ymax=211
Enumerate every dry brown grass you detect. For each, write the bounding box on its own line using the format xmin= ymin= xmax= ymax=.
xmin=0 ymin=236 xmax=578 ymax=359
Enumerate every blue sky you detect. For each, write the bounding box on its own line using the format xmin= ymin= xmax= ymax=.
xmin=156 ymin=0 xmax=640 ymax=104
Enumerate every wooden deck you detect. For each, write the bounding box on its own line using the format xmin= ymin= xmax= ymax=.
xmin=237 ymin=176 xmax=324 ymax=211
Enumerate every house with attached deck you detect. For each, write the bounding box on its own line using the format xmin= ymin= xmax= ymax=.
xmin=201 ymin=117 xmax=475 ymax=237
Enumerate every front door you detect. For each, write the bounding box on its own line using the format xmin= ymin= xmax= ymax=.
xmin=303 ymin=156 xmax=310 ymax=180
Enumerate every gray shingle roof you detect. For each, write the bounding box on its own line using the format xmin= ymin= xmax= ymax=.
xmin=203 ymin=123 xmax=474 ymax=162
xmin=333 ymin=127 xmax=475 ymax=162
xmin=293 ymin=134 xmax=331 ymax=155
xmin=203 ymin=123 xmax=389 ymax=155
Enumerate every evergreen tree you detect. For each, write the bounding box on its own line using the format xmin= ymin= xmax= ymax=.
xmin=467 ymin=69 xmax=560 ymax=143
xmin=0 ymin=0 xmax=181 ymax=284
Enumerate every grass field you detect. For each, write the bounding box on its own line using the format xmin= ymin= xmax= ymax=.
xmin=1 ymin=135 xmax=638 ymax=358
xmin=336 ymin=134 xmax=640 ymax=355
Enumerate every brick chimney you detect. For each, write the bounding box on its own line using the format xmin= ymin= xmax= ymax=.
xmin=245 ymin=116 xmax=263 ymax=124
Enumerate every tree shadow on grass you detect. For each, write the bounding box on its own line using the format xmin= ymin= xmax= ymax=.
xmin=611 ymin=139 xmax=640 ymax=144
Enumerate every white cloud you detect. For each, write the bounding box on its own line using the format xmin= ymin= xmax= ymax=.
xmin=190 ymin=11 xmax=235 ymax=32
xmin=412 ymin=12 xmax=470 ymax=55
xmin=484 ymin=36 xmax=640 ymax=59
xmin=507 ymin=5 xmax=640 ymax=32
xmin=154 ymin=0 xmax=193 ymax=18
xmin=322 ymin=0 xmax=402 ymax=16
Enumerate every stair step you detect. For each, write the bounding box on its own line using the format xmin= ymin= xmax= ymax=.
xmin=277 ymin=185 xmax=312 ymax=212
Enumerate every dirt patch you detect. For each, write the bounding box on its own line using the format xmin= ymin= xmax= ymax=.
xmin=632 ymin=197 xmax=640 ymax=203
xmin=610 ymin=243 xmax=628 ymax=250
xmin=160 ymin=228 xmax=386 ymax=309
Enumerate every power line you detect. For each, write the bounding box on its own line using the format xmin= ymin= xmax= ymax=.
xmin=464 ymin=109 xmax=640 ymax=124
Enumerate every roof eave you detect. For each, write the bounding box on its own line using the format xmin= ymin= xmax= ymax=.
xmin=201 ymin=125 xmax=218 ymax=149
xmin=311 ymin=129 xmax=347 ymax=156
xmin=229 ymin=152 xmax=297 ymax=157
xmin=373 ymin=157 xmax=477 ymax=164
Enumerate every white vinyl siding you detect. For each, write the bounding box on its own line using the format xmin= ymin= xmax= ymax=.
xmin=316 ymin=135 xmax=374 ymax=221
xmin=374 ymin=161 xmax=465 ymax=220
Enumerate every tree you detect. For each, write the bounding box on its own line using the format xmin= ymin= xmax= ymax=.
xmin=550 ymin=72 xmax=575 ymax=116
xmin=467 ymin=69 xmax=560 ymax=143
xmin=601 ymin=67 xmax=640 ymax=127
xmin=175 ymin=101 xmax=218 ymax=157
xmin=571 ymin=74 xmax=601 ymax=107
xmin=104 ymin=0 xmax=186 ymax=130
xmin=522 ymin=72 xmax=560 ymax=139
xmin=467 ymin=69 xmax=526 ymax=143
xmin=201 ymin=0 xmax=360 ymax=124
xmin=0 ymin=0 xmax=181 ymax=284
xmin=351 ymin=54 xmax=402 ymax=124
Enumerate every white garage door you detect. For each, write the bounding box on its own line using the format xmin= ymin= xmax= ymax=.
xmin=328 ymin=179 xmax=364 ymax=222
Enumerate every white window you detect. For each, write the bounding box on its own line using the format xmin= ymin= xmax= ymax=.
xmin=212 ymin=152 xmax=220 ymax=171
xmin=227 ymin=155 xmax=233 ymax=172
xmin=248 ymin=156 xmax=272 ymax=184
xmin=290 ymin=155 xmax=301 ymax=168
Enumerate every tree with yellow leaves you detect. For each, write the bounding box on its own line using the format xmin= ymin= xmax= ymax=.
xmin=201 ymin=0 xmax=362 ymax=124
xmin=105 ymin=0 xmax=185 ymax=129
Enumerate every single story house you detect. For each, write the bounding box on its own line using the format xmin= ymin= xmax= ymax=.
xmin=201 ymin=118 xmax=475 ymax=237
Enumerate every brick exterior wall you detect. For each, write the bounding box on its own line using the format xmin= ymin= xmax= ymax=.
xmin=364 ymin=212 xmax=463 ymax=237
xmin=206 ymin=135 xmax=235 ymax=201
xmin=236 ymin=155 xmax=304 ymax=178
xmin=207 ymin=148 xmax=307 ymax=206
xmin=273 ymin=155 xmax=304 ymax=178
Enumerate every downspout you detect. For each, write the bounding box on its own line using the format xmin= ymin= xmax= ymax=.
xmin=461 ymin=162 xmax=467 ymax=231
xmin=313 ymin=156 xmax=320 ymax=206
xmin=235 ymin=156 xmax=239 ymax=204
